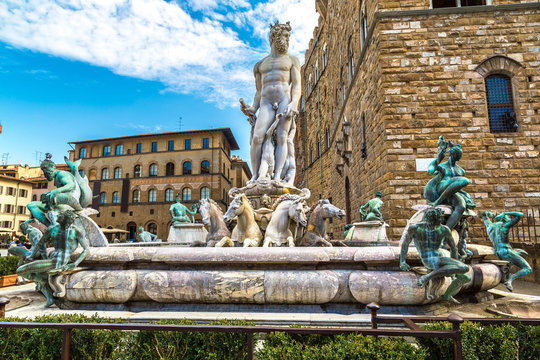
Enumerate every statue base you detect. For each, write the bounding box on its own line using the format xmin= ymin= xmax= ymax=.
xmin=167 ymin=223 xmax=208 ymax=245
xmin=229 ymin=178 xmax=310 ymax=210
xmin=53 ymin=244 xmax=503 ymax=309
xmin=344 ymin=221 xmax=394 ymax=246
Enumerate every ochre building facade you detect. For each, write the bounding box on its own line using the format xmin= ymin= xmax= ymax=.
xmin=70 ymin=128 xmax=251 ymax=241
xmin=298 ymin=0 xmax=540 ymax=242
xmin=0 ymin=175 xmax=32 ymax=234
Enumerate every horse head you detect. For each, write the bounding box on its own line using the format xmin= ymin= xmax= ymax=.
xmin=289 ymin=199 xmax=308 ymax=227
xmin=223 ymin=194 xmax=245 ymax=223
xmin=318 ymin=200 xmax=346 ymax=220
xmin=199 ymin=199 xmax=211 ymax=225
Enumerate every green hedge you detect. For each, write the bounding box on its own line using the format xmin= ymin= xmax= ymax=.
xmin=0 ymin=256 xmax=19 ymax=276
xmin=257 ymin=332 xmax=425 ymax=360
xmin=0 ymin=314 xmax=125 ymax=360
xmin=0 ymin=315 xmax=252 ymax=360
xmin=128 ymin=318 xmax=252 ymax=360
xmin=0 ymin=314 xmax=538 ymax=360
xmin=418 ymin=321 xmax=540 ymax=360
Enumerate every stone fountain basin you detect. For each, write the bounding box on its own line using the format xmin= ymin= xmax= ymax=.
xmin=58 ymin=245 xmax=503 ymax=309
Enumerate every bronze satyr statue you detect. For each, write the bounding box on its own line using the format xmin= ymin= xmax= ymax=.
xmin=400 ymin=207 xmax=470 ymax=303
xmin=424 ymin=136 xmax=475 ymax=230
xmin=482 ymin=211 xmax=532 ymax=291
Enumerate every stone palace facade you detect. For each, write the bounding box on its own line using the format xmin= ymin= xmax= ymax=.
xmin=297 ymin=0 xmax=540 ymax=241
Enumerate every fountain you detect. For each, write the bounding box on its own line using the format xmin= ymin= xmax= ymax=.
xmin=13 ymin=23 xmax=524 ymax=315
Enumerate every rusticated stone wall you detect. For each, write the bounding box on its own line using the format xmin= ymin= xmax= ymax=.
xmin=298 ymin=1 xmax=540 ymax=243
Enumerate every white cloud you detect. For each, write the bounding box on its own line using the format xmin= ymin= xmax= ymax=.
xmin=240 ymin=0 xmax=319 ymax=57
xmin=0 ymin=0 xmax=318 ymax=107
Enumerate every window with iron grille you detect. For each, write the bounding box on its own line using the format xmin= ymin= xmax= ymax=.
xmin=485 ymin=74 xmax=517 ymax=133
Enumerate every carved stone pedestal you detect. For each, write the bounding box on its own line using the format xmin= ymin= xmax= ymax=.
xmin=344 ymin=221 xmax=392 ymax=246
xmin=167 ymin=223 xmax=208 ymax=245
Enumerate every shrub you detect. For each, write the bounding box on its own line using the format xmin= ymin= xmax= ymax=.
xmin=257 ymin=331 xmax=425 ymax=360
xmin=0 ymin=314 xmax=125 ymax=360
xmin=127 ymin=318 xmax=253 ymax=360
xmin=418 ymin=321 xmax=523 ymax=360
xmin=0 ymin=256 xmax=19 ymax=276
xmin=517 ymin=324 xmax=540 ymax=360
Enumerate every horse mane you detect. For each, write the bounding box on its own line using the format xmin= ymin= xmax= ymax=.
xmin=272 ymin=193 xmax=303 ymax=210
xmin=308 ymin=199 xmax=329 ymax=214
xmin=206 ymin=198 xmax=223 ymax=215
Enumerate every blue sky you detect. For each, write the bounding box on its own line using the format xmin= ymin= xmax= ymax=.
xmin=0 ymin=0 xmax=318 ymax=166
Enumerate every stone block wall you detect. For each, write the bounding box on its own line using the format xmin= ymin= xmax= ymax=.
xmin=299 ymin=1 xmax=540 ymax=241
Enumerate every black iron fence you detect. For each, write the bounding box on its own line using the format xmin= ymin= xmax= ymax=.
xmin=0 ymin=302 xmax=539 ymax=360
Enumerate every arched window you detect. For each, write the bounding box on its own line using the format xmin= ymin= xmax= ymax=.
xmin=103 ymin=145 xmax=111 ymax=157
xmin=200 ymin=187 xmax=210 ymax=199
xmin=322 ymin=43 xmax=328 ymax=69
xmin=133 ymin=189 xmax=140 ymax=203
xmin=32 ymin=194 xmax=37 ymax=201
xmin=114 ymin=167 xmax=122 ymax=179
xmin=79 ymin=147 xmax=87 ymax=159
xmin=183 ymin=161 xmax=192 ymax=175
xmin=315 ymin=59 xmax=319 ymax=83
xmin=308 ymin=74 xmax=312 ymax=94
xmin=112 ymin=191 xmax=120 ymax=204
xmin=100 ymin=192 xmax=107 ymax=204
xmin=165 ymin=162 xmax=175 ymax=176
xmin=148 ymin=189 xmax=157 ymax=202
xmin=134 ymin=165 xmax=141 ymax=178
xmin=101 ymin=168 xmax=109 ymax=180
xmin=147 ymin=222 xmax=157 ymax=235
xmin=149 ymin=164 xmax=158 ymax=177
xmin=360 ymin=9 xmax=368 ymax=50
xmin=310 ymin=144 xmax=314 ymax=164
xmin=165 ymin=188 xmax=174 ymax=202
xmin=340 ymin=67 xmax=346 ymax=106
xmin=485 ymin=74 xmax=517 ymax=133
xmin=182 ymin=188 xmax=191 ymax=201
xmin=201 ymin=160 xmax=210 ymax=174
xmin=348 ymin=36 xmax=354 ymax=84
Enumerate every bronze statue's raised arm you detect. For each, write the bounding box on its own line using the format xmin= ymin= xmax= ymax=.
xmin=501 ymin=212 xmax=523 ymax=229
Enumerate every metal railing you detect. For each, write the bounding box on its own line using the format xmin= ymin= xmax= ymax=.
xmin=1 ymin=301 xmax=539 ymax=360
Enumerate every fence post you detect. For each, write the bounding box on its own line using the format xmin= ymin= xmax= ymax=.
xmin=366 ymin=302 xmax=380 ymax=329
xmin=448 ymin=313 xmax=464 ymax=360
xmin=0 ymin=297 xmax=9 ymax=318
xmin=246 ymin=332 xmax=254 ymax=360
xmin=61 ymin=328 xmax=72 ymax=360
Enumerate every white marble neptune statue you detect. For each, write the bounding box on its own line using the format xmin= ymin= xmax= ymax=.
xmin=240 ymin=21 xmax=301 ymax=186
